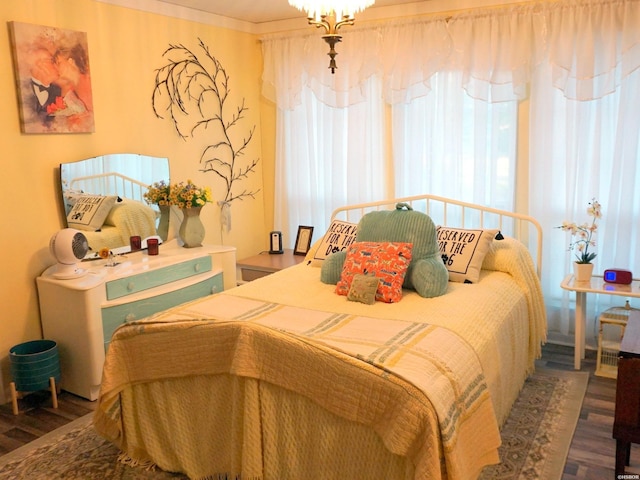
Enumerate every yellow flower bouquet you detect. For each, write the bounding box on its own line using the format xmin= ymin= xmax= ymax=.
xmin=169 ymin=180 xmax=213 ymax=209
xmin=144 ymin=181 xmax=171 ymax=206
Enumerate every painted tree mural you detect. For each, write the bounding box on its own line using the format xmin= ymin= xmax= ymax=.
xmin=152 ymin=38 xmax=259 ymax=235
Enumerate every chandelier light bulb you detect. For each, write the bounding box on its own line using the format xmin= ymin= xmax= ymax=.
xmin=289 ymin=0 xmax=374 ymax=20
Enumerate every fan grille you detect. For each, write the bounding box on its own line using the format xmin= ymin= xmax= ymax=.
xmin=71 ymin=232 xmax=89 ymax=259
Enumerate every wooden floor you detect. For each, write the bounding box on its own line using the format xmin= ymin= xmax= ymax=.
xmin=0 ymin=343 xmax=638 ymax=478
xmin=0 ymin=386 xmax=95 ymax=457
xmin=537 ymin=343 xmax=640 ymax=479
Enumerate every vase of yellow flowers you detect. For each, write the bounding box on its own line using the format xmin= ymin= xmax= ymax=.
xmin=170 ymin=180 xmax=213 ymax=248
xmin=144 ymin=181 xmax=171 ymax=241
xmin=558 ymin=198 xmax=602 ymax=282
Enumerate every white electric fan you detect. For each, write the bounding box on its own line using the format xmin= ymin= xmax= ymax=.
xmin=49 ymin=228 xmax=90 ymax=279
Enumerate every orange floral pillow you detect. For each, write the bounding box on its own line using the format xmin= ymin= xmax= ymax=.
xmin=336 ymin=241 xmax=413 ymax=303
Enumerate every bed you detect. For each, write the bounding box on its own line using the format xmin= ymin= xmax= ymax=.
xmin=93 ymin=194 xmax=546 ymax=480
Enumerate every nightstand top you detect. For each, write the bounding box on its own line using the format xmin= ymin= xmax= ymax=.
xmin=237 ymin=249 xmax=305 ymax=273
xmin=561 ymin=274 xmax=640 ymax=297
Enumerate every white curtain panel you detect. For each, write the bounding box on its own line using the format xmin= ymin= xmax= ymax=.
xmin=391 ymin=70 xmax=518 ymax=209
xmin=273 ymin=78 xmax=388 ymax=242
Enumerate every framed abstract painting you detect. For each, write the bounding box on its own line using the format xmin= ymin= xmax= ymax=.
xmin=9 ymin=21 xmax=95 ymax=134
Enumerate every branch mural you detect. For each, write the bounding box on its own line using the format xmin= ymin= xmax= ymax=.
xmin=152 ymin=38 xmax=259 ymax=234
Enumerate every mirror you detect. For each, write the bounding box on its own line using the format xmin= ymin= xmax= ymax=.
xmin=59 ymin=154 xmax=170 ymax=256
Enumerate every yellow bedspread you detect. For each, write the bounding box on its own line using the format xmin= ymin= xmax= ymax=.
xmin=96 ymin=297 xmax=500 ymax=480
xmin=94 ymin=236 xmax=546 ymax=480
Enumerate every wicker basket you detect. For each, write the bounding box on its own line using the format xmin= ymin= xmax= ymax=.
xmin=596 ymin=301 xmax=640 ymax=378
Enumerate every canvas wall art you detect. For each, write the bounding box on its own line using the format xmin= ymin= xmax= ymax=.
xmin=9 ymin=21 xmax=94 ymax=134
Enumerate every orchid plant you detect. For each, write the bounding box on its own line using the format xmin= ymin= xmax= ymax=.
xmin=557 ymin=198 xmax=602 ymax=264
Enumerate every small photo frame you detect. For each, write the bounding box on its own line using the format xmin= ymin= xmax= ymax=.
xmin=293 ymin=226 xmax=314 ymax=255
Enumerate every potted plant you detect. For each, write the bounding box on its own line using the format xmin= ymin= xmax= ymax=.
xmin=144 ymin=181 xmax=172 ymax=241
xmin=169 ymin=180 xmax=213 ymax=248
xmin=558 ymin=198 xmax=602 ymax=281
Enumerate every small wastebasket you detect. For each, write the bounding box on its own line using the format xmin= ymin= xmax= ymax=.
xmin=9 ymin=339 xmax=60 ymax=415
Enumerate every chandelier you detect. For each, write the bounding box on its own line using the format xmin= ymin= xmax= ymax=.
xmin=288 ymin=0 xmax=375 ymax=73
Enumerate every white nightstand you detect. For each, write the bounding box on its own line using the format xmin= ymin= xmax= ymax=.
xmin=561 ymin=274 xmax=640 ymax=370
xmin=36 ymin=240 xmax=236 ymax=400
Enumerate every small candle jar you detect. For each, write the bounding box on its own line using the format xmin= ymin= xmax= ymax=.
xmin=130 ymin=235 xmax=142 ymax=251
xmin=147 ymin=238 xmax=159 ymax=255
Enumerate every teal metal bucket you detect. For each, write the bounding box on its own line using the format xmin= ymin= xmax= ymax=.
xmin=9 ymin=340 xmax=61 ymax=392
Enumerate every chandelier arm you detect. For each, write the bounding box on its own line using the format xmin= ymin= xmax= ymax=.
xmin=334 ymin=16 xmax=355 ymax=31
xmin=308 ymin=18 xmax=331 ymax=34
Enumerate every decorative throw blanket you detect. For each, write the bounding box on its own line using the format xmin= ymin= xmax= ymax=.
xmin=94 ymin=294 xmax=501 ymax=480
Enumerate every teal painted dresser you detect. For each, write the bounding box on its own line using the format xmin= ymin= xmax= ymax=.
xmin=36 ymin=240 xmax=236 ymax=400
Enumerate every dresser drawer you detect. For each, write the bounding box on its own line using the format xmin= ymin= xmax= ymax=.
xmin=106 ymin=256 xmax=212 ymax=300
xmin=102 ymin=271 xmax=223 ymax=351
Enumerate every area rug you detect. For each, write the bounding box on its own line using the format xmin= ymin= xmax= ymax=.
xmin=0 ymin=368 xmax=588 ymax=480
xmin=480 ymin=368 xmax=589 ymax=480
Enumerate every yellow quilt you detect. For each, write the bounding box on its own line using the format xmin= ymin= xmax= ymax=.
xmin=96 ymin=296 xmax=500 ymax=479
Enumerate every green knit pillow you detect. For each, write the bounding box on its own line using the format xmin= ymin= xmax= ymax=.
xmin=321 ymin=203 xmax=448 ymax=298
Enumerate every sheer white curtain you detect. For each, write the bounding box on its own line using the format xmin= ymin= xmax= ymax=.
xmin=273 ymin=77 xmax=387 ymax=245
xmin=530 ymin=62 xmax=640 ymax=348
xmin=263 ymin=6 xmax=535 ymax=243
xmin=392 ymin=70 xmax=518 ymax=210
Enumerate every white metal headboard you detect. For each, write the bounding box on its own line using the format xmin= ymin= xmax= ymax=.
xmin=330 ymin=194 xmax=543 ymax=278
xmin=69 ymin=172 xmax=150 ymax=204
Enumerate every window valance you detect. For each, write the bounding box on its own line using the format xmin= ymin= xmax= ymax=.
xmin=261 ymin=0 xmax=640 ymax=108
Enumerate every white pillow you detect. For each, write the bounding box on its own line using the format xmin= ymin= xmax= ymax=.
xmin=67 ymin=195 xmax=118 ymax=231
xmin=62 ymin=189 xmax=85 ymax=215
xmin=437 ymin=226 xmax=499 ymax=283
xmin=307 ymin=220 xmax=358 ymax=267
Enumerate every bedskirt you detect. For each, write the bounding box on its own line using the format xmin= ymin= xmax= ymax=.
xmin=118 ymin=374 xmax=415 ymax=479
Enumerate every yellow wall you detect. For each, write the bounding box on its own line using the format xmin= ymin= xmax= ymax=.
xmin=0 ymin=0 xmax=271 ymax=402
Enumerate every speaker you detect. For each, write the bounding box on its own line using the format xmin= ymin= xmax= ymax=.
xmin=269 ymin=231 xmax=283 ymax=254
xmin=603 ymin=268 xmax=633 ymax=285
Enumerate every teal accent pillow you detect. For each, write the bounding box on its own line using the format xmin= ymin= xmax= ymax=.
xmin=321 ymin=203 xmax=448 ymax=298
xmin=320 ymin=250 xmax=347 ymax=283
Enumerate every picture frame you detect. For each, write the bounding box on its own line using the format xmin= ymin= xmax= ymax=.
xmin=9 ymin=21 xmax=95 ymax=134
xmin=293 ymin=226 xmax=314 ymax=255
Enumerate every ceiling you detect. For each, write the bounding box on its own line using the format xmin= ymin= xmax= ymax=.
xmin=99 ymin=0 xmax=475 ymax=34
xmin=154 ymin=0 xmax=430 ymax=24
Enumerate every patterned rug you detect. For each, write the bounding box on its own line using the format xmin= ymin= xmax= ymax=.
xmin=0 ymin=368 xmax=588 ymax=480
